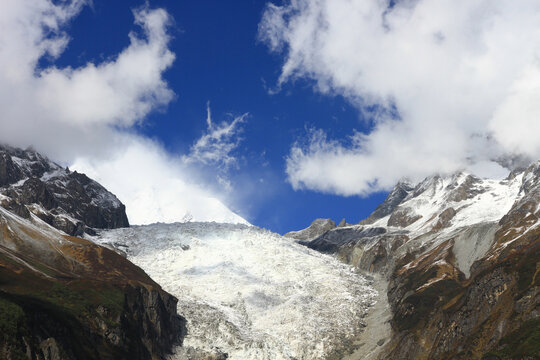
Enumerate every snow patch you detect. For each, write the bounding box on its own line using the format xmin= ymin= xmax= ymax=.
xmin=452 ymin=223 xmax=499 ymax=278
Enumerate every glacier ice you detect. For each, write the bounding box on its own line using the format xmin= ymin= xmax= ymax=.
xmin=93 ymin=222 xmax=377 ymax=359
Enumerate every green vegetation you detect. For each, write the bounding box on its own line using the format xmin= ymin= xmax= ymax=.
xmin=0 ymin=296 xmax=25 ymax=338
xmin=0 ymin=263 xmax=127 ymax=359
xmin=0 ymin=296 xmax=28 ymax=360
xmin=40 ymin=281 xmax=125 ymax=320
xmin=485 ymin=319 xmax=540 ymax=359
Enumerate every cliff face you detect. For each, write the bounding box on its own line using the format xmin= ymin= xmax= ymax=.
xmin=297 ymin=165 xmax=540 ymax=359
xmin=0 ymin=205 xmax=184 ymax=360
xmin=0 ymin=145 xmax=129 ymax=236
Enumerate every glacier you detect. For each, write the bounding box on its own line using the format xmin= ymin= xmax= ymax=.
xmin=92 ymin=222 xmax=377 ymax=359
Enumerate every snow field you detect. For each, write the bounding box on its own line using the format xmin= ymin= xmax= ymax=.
xmin=95 ymin=223 xmax=377 ymax=359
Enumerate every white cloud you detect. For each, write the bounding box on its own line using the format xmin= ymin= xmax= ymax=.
xmin=0 ymin=0 xmax=174 ymax=159
xmin=260 ymin=0 xmax=540 ymax=195
xmin=37 ymin=5 xmax=175 ymax=127
xmin=0 ymin=0 xmax=247 ymax=225
xmin=182 ymin=102 xmax=248 ymax=170
xmin=71 ymin=138 xmax=249 ymax=225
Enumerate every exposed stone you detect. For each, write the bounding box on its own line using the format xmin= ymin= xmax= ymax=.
xmin=284 ymin=218 xmax=337 ymax=241
xmin=446 ymin=174 xmax=485 ymax=202
xmin=0 ymin=206 xmax=184 ymax=360
xmin=0 ymin=152 xmax=24 ymax=186
xmin=306 ymin=226 xmax=387 ymax=253
xmin=0 ymin=145 xmax=129 ymax=235
xmin=360 ymin=180 xmax=414 ymax=224
xmin=39 ymin=338 xmax=64 ymax=360
xmin=432 ymin=207 xmax=456 ymax=231
xmin=387 ymin=208 xmax=422 ymax=227
xmin=296 ymin=163 xmax=540 ymax=359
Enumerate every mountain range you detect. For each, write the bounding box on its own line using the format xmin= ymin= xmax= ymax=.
xmin=289 ymin=164 xmax=539 ymax=359
xmin=0 ymin=145 xmax=538 ymax=359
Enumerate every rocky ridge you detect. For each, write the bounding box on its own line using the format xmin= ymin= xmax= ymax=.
xmin=284 ymin=218 xmax=337 ymax=241
xmin=0 ymin=145 xmax=129 ymax=236
xmin=291 ymin=165 xmax=540 ymax=359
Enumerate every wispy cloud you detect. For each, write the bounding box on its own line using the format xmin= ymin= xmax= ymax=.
xmin=260 ymin=0 xmax=540 ymax=195
xmin=183 ymin=102 xmax=248 ymax=170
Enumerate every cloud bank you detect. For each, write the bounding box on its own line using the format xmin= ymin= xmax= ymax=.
xmin=0 ymin=0 xmax=173 ymax=159
xmin=260 ymin=0 xmax=540 ymax=195
xmin=71 ymin=137 xmax=248 ymax=225
xmin=0 ymin=0 xmax=247 ymax=225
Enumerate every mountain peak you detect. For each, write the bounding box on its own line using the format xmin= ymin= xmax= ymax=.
xmin=0 ymin=145 xmax=128 ymax=236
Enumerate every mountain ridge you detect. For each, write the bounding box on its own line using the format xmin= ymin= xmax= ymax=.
xmin=287 ymin=163 xmax=540 ymax=359
xmin=0 ymin=145 xmax=129 ymax=236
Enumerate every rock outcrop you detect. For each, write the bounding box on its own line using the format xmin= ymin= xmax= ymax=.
xmin=284 ymin=218 xmax=336 ymax=241
xmin=0 ymin=145 xmax=129 ymax=236
xmin=360 ymin=180 xmax=414 ymax=225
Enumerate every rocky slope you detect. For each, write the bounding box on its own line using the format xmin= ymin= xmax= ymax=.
xmin=0 ymin=204 xmax=184 ymax=360
xmin=289 ymin=165 xmax=540 ymax=359
xmin=0 ymin=146 xmax=184 ymax=359
xmin=0 ymin=145 xmax=129 ymax=236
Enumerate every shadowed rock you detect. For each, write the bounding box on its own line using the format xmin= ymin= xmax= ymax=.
xmin=0 ymin=145 xmax=129 ymax=236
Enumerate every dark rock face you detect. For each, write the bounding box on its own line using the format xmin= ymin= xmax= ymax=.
xmin=432 ymin=207 xmax=456 ymax=231
xmin=445 ymin=174 xmax=484 ymax=202
xmin=335 ymin=233 xmax=410 ymax=274
xmin=0 ymin=145 xmax=129 ymax=236
xmin=0 ymin=152 xmax=24 ymax=186
xmin=387 ymin=208 xmax=422 ymax=227
xmin=122 ymin=286 xmax=185 ymax=359
xmin=360 ymin=180 xmax=414 ymax=224
xmin=305 ymin=226 xmax=387 ymax=253
xmin=0 ymin=145 xmax=184 ymax=360
xmin=0 ymin=283 xmax=185 ymax=360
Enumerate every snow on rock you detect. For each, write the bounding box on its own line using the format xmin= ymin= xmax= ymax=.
xmin=0 ymin=145 xmax=129 ymax=235
xmin=93 ymin=222 xmax=377 ymax=359
xmin=383 ymin=172 xmax=523 ymax=235
xmin=450 ymin=223 xmax=499 ymax=278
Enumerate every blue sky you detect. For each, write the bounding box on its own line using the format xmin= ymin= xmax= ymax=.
xmin=3 ymin=0 xmax=537 ymax=233
xmin=45 ymin=0 xmax=387 ymax=233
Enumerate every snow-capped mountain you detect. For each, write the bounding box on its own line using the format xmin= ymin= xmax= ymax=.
xmin=92 ymin=222 xmax=377 ymax=360
xmin=1 ymin=144 xmax=537 ymax=359
xmin=0 ymin=145 xmax=129 ymax=235
xmin=291 ymin=163 xmax=540 ymax=359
